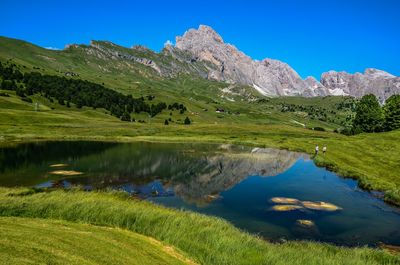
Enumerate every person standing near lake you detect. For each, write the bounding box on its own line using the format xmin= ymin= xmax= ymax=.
xmin=315 ymin=145 xmax=319 ymax=156
xmin=323 ymin=146 xmax=327 ymax=155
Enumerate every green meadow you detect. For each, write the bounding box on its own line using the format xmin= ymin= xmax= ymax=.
xmin=0 ymin=216 xmax=194 ymax=265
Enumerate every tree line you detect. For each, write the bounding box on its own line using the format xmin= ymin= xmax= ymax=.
xmin=350 ymin=94 xmax=400 ymax=134
xmin=0 ymin=62 xmax=186 ymax=121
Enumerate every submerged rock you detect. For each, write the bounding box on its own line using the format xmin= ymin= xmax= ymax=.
xmin=270 ymin=197 xmax=300 ymax=204
xmin=301 ymin=201 xmax=342 ymax=211
xmin=204 ymin=194 xmax=222 ymax=202
xmin=269 ymin=196 xmax=342 ymax=212
xmin=49 ymin=164 xmax=68 ymax=167
xmin=49 ymin=170 xmax=83 ymax=176
xmin=296 ymin=219 xmax=315 ymax=227
xmin=271 ymin=205 xmax=304 ymax=211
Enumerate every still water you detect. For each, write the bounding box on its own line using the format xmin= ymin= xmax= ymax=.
xmin=0 ymin=141 xmax=399 ymax=246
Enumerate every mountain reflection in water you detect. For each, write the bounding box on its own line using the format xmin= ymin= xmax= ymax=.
xmin=1 ymin=141 xmax=400 ymax=246
xmin=0 ymin=142 xmax=304 ymax=205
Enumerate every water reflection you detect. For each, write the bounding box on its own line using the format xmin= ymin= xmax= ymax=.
xmin=0 ymin=142 xmax=305 ymax=205
xmin=0 ymin=141 xmax=399 ymax=246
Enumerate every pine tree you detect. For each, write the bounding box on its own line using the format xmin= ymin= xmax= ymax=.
xmin=353 ymin=94 xmax=384 ymax=133
xmin=184 ymin=116 xmax=191 ymax=125
xmin=120 ymin=111 xmax=131 ymax=122
xmin=383 ymin=95 xmax=400 ymax=131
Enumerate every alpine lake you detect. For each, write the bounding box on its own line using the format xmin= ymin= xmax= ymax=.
xmin=1 ymin=141 xmax=399 ymax=247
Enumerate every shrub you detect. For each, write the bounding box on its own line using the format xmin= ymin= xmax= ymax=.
xmin=184 ymin=117 xmax=191 ymax=125
xmin=21 ymin=97 xmax=33 ymax=103
xmin=313 ymin=127 xmax=325 ymax=131
xmin=120 ymin=112 xmax=131 ymax=122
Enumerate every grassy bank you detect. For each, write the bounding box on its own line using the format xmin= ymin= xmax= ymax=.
xmin=0 ymin=216 xmax=194 ymax=265
xmin=0 ymin=188 xmax=398 ymax=265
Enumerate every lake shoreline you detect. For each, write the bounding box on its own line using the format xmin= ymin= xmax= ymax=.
xmin=0 ymin=187 xmax=398 ymax=264
xmin=1 ymin=133 xmax=399 ymax=207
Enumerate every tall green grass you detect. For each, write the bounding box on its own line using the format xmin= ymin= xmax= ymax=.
xmin=0 ymin=216 xmax=192 ymax=265
xmin=0 ymin=188 xmax=398 ymax=265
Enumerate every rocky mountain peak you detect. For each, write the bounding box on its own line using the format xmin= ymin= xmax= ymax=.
xmin=320 ymin=69 xmax=400 ymax=100
xmin=364 ymin=68 xmax=395 ymax=78
xmin=176 ymin=25 xmax=224 ymax=46
xmin=173 ymin=25 xmax=308 ymax=96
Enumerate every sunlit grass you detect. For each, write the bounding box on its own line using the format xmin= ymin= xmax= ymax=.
xmin=0 ymin=188 xmax=398 ymax=265
xmin=0 ymin=216 xmax=193 ymax=265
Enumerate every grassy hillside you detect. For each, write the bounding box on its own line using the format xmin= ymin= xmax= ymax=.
xmin=0 ymin=216 xmax=194 ymax=265
xmin=0 ymin=188 xmax=398 ymax=265
xmin=0 ymin=36 xmax=354 ymax=130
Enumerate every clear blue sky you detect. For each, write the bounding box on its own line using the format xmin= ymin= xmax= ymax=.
xmin=1 ymin=0 xmax=399 ymax=78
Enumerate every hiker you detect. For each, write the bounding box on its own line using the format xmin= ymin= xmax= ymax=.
xmin=323 ymin=146 xmax=327 ymax=154
xmin=315 ymin=145 xmax=319 ymax=156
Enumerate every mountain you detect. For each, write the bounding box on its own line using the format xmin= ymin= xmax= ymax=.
xmin=321 ymin=68 xmax=400 ymax=101
xmin=169 ymin=25 xmax=400 ymax=100
xmin=1 ymin=25 xmax=399 ymax=101
xmin=171 ymin=25 xmax=309 ymax=96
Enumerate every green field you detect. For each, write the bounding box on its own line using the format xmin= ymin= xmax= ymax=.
xmin=0 ymin=217 xmax=194 ymax=265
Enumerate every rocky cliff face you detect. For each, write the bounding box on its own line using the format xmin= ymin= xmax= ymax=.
xmin=320 ymin=69 xmax=400 ymax=102
xmin=173 ymin=25 xmax=309 ymax=96
xmin=303 ymin=76 xmax=330 ymax=97
xmin=171 ymin=25 xmax=400 ymax=100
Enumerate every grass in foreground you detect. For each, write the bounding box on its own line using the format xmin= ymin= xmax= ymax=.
xmin=0 ymin=216 xmax=194 ymax=265
xmin=0 ymin=188 xmax=398 ymax=265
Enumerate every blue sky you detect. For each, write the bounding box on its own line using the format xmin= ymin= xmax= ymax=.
xmin=1 ymin=0 xmax=399 ymax=78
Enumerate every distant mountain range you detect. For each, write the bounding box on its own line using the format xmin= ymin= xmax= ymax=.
xmin=170 ymin=25 xmax=399 ymax=101
xmin=1 ymin=25 xmax=399 ymax=101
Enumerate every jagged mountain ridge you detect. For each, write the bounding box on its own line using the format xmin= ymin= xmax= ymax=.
xmin=1 ymin=25 xmax=399 ymax=101
xmin=320 ymin=68 xmax=400 ymax=101
xmin=173 ymin=25 xmax=310 ymax=97
xmin=170 ymin=25 xmax=400 ymax=100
